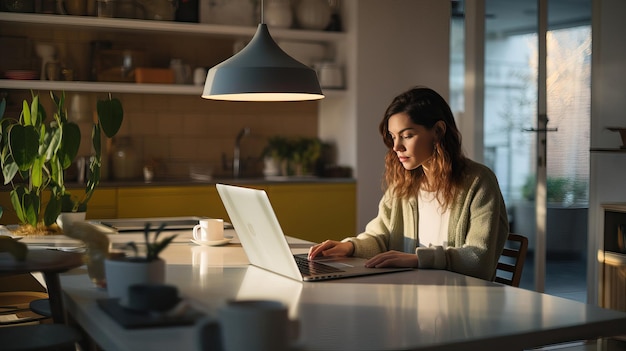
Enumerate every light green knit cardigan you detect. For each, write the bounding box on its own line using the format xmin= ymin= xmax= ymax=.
xmin=344 ymin=160 xmax=509 ymax=281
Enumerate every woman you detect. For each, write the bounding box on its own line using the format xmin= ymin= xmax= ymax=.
xmin=308 ymin=86 xmax=509 ymax=281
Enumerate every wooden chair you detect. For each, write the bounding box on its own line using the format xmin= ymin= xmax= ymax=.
xmin=494 ymin=233 xmax=529 ymax=287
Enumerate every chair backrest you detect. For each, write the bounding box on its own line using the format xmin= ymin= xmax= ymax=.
xmin=494 ymin=233 xmax=529 ymax=287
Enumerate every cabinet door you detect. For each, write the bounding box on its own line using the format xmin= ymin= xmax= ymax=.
xmin=86 ymin=188 xmax=117 ymax=219
xmin=0 ymin=188 xmax=117 ymax=224
xmin=117 ymin=186 xmax=226 ymax=219
xmin=266 ymin=183 xmax=356 ymax=243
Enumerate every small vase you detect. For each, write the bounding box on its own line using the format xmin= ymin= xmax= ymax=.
xmin=104 ymin=257 xmax=166 ymax=306
xmin=264 ymin=0 xmax=292 ymax=28
xmin=296 ymin=0 xmax=331 ymax=30
xmin=112 ymin=136 xmax=139 ymax=180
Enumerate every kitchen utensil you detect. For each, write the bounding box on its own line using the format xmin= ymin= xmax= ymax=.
xmin=35 ymin=42 xmax=56 ymax=80
xmin=193 ymin=67 xmax=206 ymax=86
xmin=170 ymin=59 xmax=191 ymax=84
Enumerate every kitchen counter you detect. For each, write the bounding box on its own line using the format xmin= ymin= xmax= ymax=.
xmin=63 ymin=176 xmax=355 ymax=189
xmin=0 ymin=180 xmax=357 ymax=243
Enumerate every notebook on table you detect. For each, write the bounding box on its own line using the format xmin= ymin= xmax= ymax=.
xmin=215 ymin=183 xmax=412 ymax=282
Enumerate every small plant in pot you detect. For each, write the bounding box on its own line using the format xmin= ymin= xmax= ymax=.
xmin=104 ymin=223 xmax=177 ymax=304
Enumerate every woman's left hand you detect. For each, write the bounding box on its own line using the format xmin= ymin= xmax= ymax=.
xmin=365 ymin=250 xmax=418 ymax=268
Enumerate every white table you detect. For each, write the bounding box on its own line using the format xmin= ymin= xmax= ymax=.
xmin=49 ymin=228 xmax=626 ymax=351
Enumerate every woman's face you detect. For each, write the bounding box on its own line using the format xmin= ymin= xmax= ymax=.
xmin=387 ymin=112 xmax=438 ymax=171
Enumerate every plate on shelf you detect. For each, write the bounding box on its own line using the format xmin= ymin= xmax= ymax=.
xmin=5 ymin=70 xmax=38 ymax=80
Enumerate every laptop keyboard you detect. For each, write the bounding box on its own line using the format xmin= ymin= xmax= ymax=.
xmin=294 ymin=255 xmax=345 ymax=275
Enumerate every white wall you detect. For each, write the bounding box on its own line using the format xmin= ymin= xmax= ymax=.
xmin=588 ymin=0 xmax=626 ymax=304
xmin=351 ymin=0 xmax=450 ymax=230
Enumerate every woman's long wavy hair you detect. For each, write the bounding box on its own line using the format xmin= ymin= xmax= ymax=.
xmin=379 ymin=86 xmax=467 ymax=208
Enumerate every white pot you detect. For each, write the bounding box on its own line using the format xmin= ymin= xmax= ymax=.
xmin=104 ymin=258 xmax=165 ymax=306
xmin=56 ymin=211 xmax=86 ymax=231
xmin=263 ymin=157 xmax=280 ymax=177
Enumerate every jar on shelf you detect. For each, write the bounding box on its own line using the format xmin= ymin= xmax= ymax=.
xmin=263 ymin=0 xmax=292 ymax=29
xmin=296 ymin=0 xmax=331 ymax=30
xmin=112 ymin=136 xmax=139 ymax=180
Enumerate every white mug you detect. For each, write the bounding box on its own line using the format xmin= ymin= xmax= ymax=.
xmin=193 ymin=218 xmax=224 ymax=242
xmin=193 ymin=67 xmax=207 ymax=86
xmin=218 ymin=300 xmax=290 ymax=351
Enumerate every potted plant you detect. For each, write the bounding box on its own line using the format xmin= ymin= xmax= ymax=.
xmin=57 ymin=93 xmax=123 ymax=229
xmin=290 ymin=137 xmax=321 ymax=176
xmin=262 ymin=136 xmax=291 ymax=177
xmin=0 ymin=92 xmax=80 ymax=234
xmin=0 ymin=92 xmax=123 ymax=234
xmin=104 ymin=223 xmax=177 ymax=303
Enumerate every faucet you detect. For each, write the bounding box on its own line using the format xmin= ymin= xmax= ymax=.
xmin=233 ymin=127 xmax=250 ymax=178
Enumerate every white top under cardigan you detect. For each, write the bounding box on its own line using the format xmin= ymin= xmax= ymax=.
xmin=417 ymin=189 xmax=450 ymax=248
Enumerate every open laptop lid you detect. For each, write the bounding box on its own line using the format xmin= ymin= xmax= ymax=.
xmin=216 ymin=183 xmax=304 ymax=281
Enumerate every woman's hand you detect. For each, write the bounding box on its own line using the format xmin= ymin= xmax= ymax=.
xmin=365 ymin=250 xmax=418 ymax=268
xmin=308 ymin=240 xmax=354 ymax=260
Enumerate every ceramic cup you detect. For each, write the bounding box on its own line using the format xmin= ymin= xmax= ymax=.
xmin=193 ymin=218 xmax=224 ymax=242
xmin=193 ymin=67 xmax=207 ymax=86
xmin=218 ymin=300 xmax=290 ymax=351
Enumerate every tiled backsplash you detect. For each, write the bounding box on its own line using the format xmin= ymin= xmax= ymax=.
xmin=2 ymin=90 xmax=319 ymax=181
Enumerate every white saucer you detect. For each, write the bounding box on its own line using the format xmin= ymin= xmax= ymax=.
xmin=0 ymin=234 xmax=23 ymax=241
xmin=191 ymin=237 xmax=232 ymax=247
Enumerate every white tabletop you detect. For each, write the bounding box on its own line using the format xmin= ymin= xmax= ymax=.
xmin=51 ymin=228 xmax=626 ymax=351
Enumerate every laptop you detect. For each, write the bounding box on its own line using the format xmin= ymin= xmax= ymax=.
xmin=216 ymin=183 xmax=413 ymax=282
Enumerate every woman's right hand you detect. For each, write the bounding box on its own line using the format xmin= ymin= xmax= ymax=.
xmin=307 ymin=240 xmax=354 ymax=260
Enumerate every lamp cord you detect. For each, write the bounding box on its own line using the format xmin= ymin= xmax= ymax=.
xmin=260 ymin=0 xmax=264 ymax=24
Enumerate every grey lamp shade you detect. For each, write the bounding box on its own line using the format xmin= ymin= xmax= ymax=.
xmin=202 ymin=24 xmax=324 ymax=101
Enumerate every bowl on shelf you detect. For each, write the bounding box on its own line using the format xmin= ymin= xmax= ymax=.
xmin=4 ymin=70 xmax=38 ymax=80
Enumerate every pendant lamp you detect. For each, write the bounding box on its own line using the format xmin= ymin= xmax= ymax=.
xmin=201 ymin=3 xmax=324 ymax=102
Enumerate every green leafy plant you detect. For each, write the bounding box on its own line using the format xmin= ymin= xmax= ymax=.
xmin=124 ymin=223 xmax=177 ymax=262
xmin=261 ymin=136 xmax=322 ymax=176
xmin=0 ymin=92 xmax=80 ymax=228
xmin=60 ymin=94 xmax=123 ymax=212
xmin=521 ymin=175 xmax=588 ymax=204
xmin=290 ymin=137 xmax=321 ymax=175
xmin=0 ymin=92 xmax=123 ymax=231
xmin=262 ymin=136 xmax=291 ymax=161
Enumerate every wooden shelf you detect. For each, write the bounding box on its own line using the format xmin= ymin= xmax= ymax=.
xmin=0 ymin=13 xmax=347 ymax=98
xmin=0 ymin=12 xmax=346 ymax=43
xmin=0 ymin=79 xmax=346 ymax=97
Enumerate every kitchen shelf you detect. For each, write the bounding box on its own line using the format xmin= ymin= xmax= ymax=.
xmin=0 ymin=13 xmax=347 ymax=98
xmin=0 ymin=12 xmax=346 ymax=43
xmin=0 ymin=79 xmax=346 ymax=97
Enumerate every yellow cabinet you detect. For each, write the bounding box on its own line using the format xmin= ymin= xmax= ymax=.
xmin=266 ymin=183 xmax=356 ymax=243
xmin=115 ymin=182 xmax=355 ymax=243
xmin=1 ymin=182 xmax=356 ymax=243
xmin=0 ymin=188 xmax=117 ymax=225
xmin=117 ymin=185 xmax=225 ymax=219
xmin=85 ymin=188 xmax=117 ymax=220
